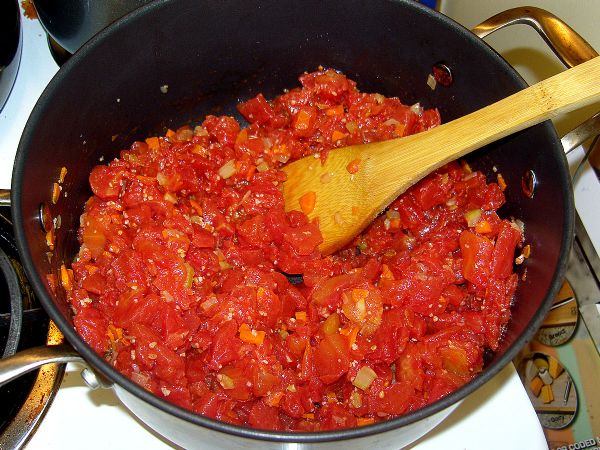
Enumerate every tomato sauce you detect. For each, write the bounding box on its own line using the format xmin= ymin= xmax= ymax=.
xmin=66 ymin=69 xmax=521 ymax=431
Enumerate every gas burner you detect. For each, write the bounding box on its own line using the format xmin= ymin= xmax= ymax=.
xmin=0 ymin=207 xmax=64 ymax=449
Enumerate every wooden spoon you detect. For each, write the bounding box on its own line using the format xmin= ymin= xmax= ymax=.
xmin=282 ymin=55 xmax=600 ymax=255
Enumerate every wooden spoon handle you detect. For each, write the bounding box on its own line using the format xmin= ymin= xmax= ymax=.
xmin=367 ymin=55 xmax=600 ymax=193
xmin=283 ymin=56 xmax=600 ymax=254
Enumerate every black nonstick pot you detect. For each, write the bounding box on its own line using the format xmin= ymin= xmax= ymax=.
xmin=5 ymin=1 xmax=595 ymax=448
xmin=0 ymin=0 xmax=22 ymax=112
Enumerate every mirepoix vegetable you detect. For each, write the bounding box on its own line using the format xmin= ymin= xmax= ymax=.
xmin=67 ymin=68 xmax=522 ymax=432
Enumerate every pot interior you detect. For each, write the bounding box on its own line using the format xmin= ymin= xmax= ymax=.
xmin=13 ymin=0 xmax=573 ymax=441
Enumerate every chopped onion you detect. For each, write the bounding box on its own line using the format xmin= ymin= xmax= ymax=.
xmin=218 ymin=159 xmax=237 ymax=179
xmin=175 ymin=128 xmax=194 ymax=142
xmin=464 ymin=209 xmax=482 ymax=227
xmin=273 ymin=153 xmax=290 ymax=164
xmin=131 ymin=371 xmax=151 ymax=386
xmin=184 ymin=263 xmax=194 ymax=288
xmin=217 ymin=373 xmax=235 ymax=390
xmin=161 ymin=290 xmax=174 ymax=302
xmin=350 ymin=391 xmax=363 ymax=408
xmin=385 ymin=210 xmax=400 ymax=220
xmin=353 ymin=366 xmax=377 ymax=390
xmin=201 ymin=295 xmax=218 ymax=310
xmin=262 ymin=137 xmax=273 ymax=150
xmin=383 ymin=118 xmax=400 ymax=127
xmin=409 ymin=103 xmax=423 ymax=115
xmin=156 ymin=172 xmax=168 ymax=186
xmin=164 ymin=192 xmax=178 ymax=204
xmin=193 ymin=125 xmax=208 ymax=137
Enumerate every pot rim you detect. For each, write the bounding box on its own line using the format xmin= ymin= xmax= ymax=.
xmin=11 ymin=0 xmax=575 ymax=443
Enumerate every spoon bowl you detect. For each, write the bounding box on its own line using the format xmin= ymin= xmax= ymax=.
xmin=283 ymin=56 xmax=600 ymax=254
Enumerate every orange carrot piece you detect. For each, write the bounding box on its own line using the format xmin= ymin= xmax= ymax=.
xmin=60 ymin=264 xmax=73 ymax=291
xmin=51 ymin=183 xmax=61 ymax=204
xmin=325 ymin=105 xmax=344 ymax=116
xmin=332 ymin=130 xmax=347 ymax=141
xmin=145 ymin=136 xmax=160 ymax=149
xmin=357 ymin=417 xmax=376 ymax=426
xmin=346 ymin=158 xmax=361 ymax=174
xmin=238 ymin=323 xmax=265 ymax=345
xmin=475 ymin=220 xmax=493 ymax=234
xmin=295 ymin=311 xmax=307 ymax=322
xmin=497 ymin=173 xmax=507 ymax=191
xmin=299 ymin=191 xmax=316 ymax=215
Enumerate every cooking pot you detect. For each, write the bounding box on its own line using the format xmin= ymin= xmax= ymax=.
xmin=0 ymin=0 xmax=22 ymax=112
xmin=2 ymin=1 xmax=598 ymax=448
xmin=32 ymin=0 xmax=154 ymax=54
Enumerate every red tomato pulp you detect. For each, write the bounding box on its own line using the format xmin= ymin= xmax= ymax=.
xmin=66 ymin=69 xmax=521 ymax=431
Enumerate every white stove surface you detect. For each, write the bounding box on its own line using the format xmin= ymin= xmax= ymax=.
xmin=9 ymin=6 xmax=600 ymax=450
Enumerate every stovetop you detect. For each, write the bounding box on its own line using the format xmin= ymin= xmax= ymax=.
xmin=2 ymin=4 xmax=600 ymax=450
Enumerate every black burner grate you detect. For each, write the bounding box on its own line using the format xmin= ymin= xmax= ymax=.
xmin=0 ymin=206 xmax=63 ymax=448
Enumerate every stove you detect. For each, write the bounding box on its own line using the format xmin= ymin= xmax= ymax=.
xmin=1 ymin=4 xmax=599 ymax=450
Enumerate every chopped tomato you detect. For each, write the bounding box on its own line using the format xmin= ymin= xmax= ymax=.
xmin=67 ymin=68 xmax=519 ymax=431
xmin=459 ymin=231 xmax=494 ymax=286
xmin=313 ymin=333 xmax=350 ymax=383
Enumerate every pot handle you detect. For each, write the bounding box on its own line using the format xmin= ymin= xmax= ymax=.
xmin=473 ymin=7 xmax=600 ymax=165
xmin=561 ymin=111 xmax=600 ymax=154
xmin=0 ymin=343 xmax=82 ymax=386
xmin=471 ymin=6 xmax=598 ymax=68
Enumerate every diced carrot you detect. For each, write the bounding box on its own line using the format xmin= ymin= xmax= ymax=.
xmin=145 ymin=136 xmax=160 ymax=149
xmin=236 ymin=128 xmax=248 ymax=145
xmin=461 ymin=160 xmax=472 ymax=174
xmin=340 ymin=325 xmax=360 ymax=348
xmin=497 ymin=173 xmax=507 ymax=191
xmin=357 ymin=417 xmax=376 ymax=426
xmin=51 ymin=183 xmax=61 ymax=204
xmin=380 ymin=264 xmax=395 ymax=281
xmin=295 ymin=109 xmax=313 ymax=130
xmin=239 ymin=323 xmax=265 ymax=345
xmin=295 ymin=311 xmax=307 ymax=322
xmin=325 ymin=105 xmax=344 ymax=116
xmin=85 ymin=264 xmax=98 ymax=275
xmin=166 ymin=129 xmax=175 ymax=138
xmin=60 ymin=264 xmax=73 ymax=291
xmin=59 ymin=166 xmax=68 ymax=184
xmin=136 ymin=175 xmax=156 ymax=184
xmin=265 ymin=391 xmax=284 ymax=407
xmin=107 ymin=324 xmax=123 ymax=342
xmin=246 ymin=164 xmax=256 ymax=181
xmin=475 ymin=220 xmax=493 ymax=234
xmin=272 ymin=143 xmax=289 ymax=155
xmin=388 ymin=218 xmax=401 ymax=229
xmin=352 ymin=288 xmax=369 ymax=303
xmin=189 ymin=199 xmax=203 ymax=215
xmin=346 ymin=158 xmax=361 ymax=174
xmin=332 ymin=130 xmax=347 ymax=141
xmin=394 ymin=123 xmax=406 ymax=136
xmin=302 ymin=413 xmax=315 ymax=419
xmin=45 ymin=229 xmax=55 ymax=250
xmin=299 ymin=191 xmax=316 ymax=215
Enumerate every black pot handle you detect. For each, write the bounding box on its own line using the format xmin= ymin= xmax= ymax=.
xmin=472 ymin=6 xmax=598 ymax=69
